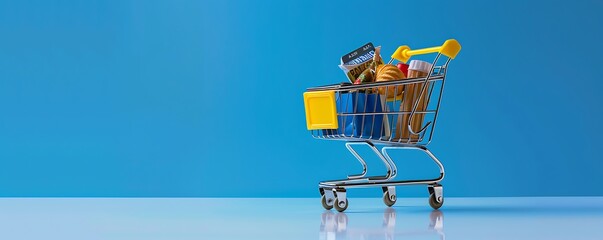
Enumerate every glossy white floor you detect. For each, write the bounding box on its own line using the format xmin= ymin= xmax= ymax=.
xmin=0 ymin=197 xmax=601 ymax=239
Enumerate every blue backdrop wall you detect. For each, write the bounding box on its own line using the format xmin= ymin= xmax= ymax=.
xmin=0 ymin=0 xmax=602 ymax=197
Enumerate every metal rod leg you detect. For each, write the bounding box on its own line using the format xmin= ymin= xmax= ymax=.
xmin=365 ymin=142 xmax=394 ymax=181
xmin=319 ymin=142 xmax=396 ymax=187
xmin=380 ymin=148 xmax=398 ymax=179
xmin=420 ymin=147 xmax=445 ymax=179
xmin=333 ymin=146 xmax=444 ymax=188
xmin=345 ymin=142 xmax=368 ymax=179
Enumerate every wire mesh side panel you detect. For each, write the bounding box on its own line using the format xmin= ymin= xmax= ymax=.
xmin=311 ymin=64 xmax=448 ymax=146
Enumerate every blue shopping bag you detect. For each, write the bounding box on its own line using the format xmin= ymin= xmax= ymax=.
xmin=324 ymin=92 xmax=387 ymax=139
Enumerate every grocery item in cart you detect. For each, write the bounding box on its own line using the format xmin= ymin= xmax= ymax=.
xmin=325 ymin=92 xmax=389 ymax=139
xmin=396 ymin=63 xmax=409 ymax=76
xmin=339 ymin=43 xmax=381 ymax=83
xmin=353 ymin=47 xmax=383 ymax=85
xmin=396 ymin=60 xmax=432 ymax=140
xmin=406 ymin=60 xmax=431 ymax=78
xmin=375 ymin=64 xmax=406 ymax=98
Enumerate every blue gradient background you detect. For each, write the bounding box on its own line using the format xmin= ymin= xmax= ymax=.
xmin=0 ymin=0 xmax=602 ymax=197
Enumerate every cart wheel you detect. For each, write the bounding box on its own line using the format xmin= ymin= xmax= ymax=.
xmin=383 ymin=191 xmax=396 ymax=207
xmin=334 ymin=197 xmax=348 ymax=212
xmin=429 ymin=193 xmax=444 ymax=210
xmin=321 ymin=194 xmax=334 ymax=210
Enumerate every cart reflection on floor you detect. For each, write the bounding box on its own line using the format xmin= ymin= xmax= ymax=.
xmin=319 ymin=209 xmax=444 ymax=240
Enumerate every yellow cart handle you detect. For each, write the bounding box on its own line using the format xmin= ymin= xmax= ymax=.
xmin=391 ymin=39 xmax=461 ymax=64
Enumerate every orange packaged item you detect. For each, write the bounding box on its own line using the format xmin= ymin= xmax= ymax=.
xmin=396 ymin=60 xmax=432 ymax=141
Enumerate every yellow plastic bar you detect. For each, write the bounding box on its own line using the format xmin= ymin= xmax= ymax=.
xmin=391 ymin=39 xmax=462 ymax=63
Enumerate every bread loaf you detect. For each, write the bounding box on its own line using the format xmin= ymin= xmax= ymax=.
xmin=375 ymin=64 xmax=405 ymax=98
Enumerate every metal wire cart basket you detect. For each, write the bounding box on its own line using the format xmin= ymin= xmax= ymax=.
xmin=303 ymin=39 xmax=461 ymax=212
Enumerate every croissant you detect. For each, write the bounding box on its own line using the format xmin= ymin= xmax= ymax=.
xmin=375 ymin=64 xmax=406 ymax=98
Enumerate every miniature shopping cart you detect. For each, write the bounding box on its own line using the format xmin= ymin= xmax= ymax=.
xmin=303 ymin=39 xmax=461 ymax=212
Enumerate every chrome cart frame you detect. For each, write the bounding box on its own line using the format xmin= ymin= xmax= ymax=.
xmin=304 ymin=40 xmax=461 ymax=212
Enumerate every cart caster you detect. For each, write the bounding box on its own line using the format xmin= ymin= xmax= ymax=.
xmin=321 ymin=194 xmax=333 ymax=210
xmin=382 ymin=186 xmax=396 ymax=207
xmin=319 ymin=188 xmax=335 ymax=210
xmin=333 ymin=188 xmax=348 ymax=212
xmin=428 ymin=184 xmax=444 ymax=210
xmin=334 ymin=197 xmax=348 ymax=212
xmin=429 ymin=193 xmax=444 ymax=209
